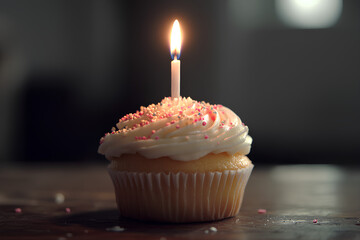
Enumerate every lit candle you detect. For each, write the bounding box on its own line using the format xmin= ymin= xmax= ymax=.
xmin=170 ymin=20 xmax=182 ymax=99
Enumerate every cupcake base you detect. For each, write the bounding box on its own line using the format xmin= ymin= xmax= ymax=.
xmin=108 ymin=165 xmax=253 ymax=223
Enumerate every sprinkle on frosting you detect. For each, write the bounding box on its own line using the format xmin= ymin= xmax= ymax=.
xmin=98 ymin=97 xmax=252 ymax=161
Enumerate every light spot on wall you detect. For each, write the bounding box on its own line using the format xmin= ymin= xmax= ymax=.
xmin=276 ymin=0 xmax=342 ymax=28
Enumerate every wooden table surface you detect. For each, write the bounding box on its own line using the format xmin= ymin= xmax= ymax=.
xmin=0 ymin=164 xmax=359 ymax=240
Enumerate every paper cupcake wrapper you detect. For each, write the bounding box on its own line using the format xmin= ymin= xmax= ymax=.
xmin=108 ymin=165 xmax=253 ymax=223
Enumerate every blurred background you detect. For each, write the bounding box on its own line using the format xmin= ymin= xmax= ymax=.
xmin=0 ymin=0 xmax=359 ymax=165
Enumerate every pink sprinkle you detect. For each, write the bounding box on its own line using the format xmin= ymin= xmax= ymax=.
xmin=155 ymin=136 xmax=159 ymax=140
xmin=204 ymin=135 xmax=209 ymax=139
xmin=179 ymin=111 xmax=183 ymax=114
xmin=202 ymin=122 xmax=207 ymax=126
xmin=151 ymin=130 xmax=156 ymax=134
xmin=65 ymin=208 xmax=71 ymax=213
xmin=257 ymin=209 xmax=267 ymax=214
xmin=194 ymin=119 xmax=198 ymax=123
xmin=176 ymin=125 xmax=180 ymax=129
xmin=14 ymin=208 xmax=22 ymax=213
xmin=142 ymin=136 xmax=147 ymax=140
xmin=313 ymin=219 xmax=318 ymax=223
xmin=170 ymin=120 xmax=175 ymax=124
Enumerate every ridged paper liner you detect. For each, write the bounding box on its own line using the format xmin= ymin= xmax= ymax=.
xmin=108 ymin=164 xmax=253 ymax=223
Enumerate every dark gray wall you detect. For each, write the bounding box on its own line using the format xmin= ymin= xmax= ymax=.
xmin=0 ymin=0 xmax=359 ymax=164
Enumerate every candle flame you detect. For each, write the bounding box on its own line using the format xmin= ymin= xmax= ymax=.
xmin=170 ymin=20 xmax=181 ymax=60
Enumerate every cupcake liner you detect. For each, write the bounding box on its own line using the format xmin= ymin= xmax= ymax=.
xmin=108 ymin=164 xmax=253 ymax=223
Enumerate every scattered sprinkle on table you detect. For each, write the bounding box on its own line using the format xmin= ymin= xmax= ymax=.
xmin=55 ymin=193 xmax=65 ymax=204
xmin=313 ymin=219 xmax=318 ymax=223
xmin=66 ymin=233 xmax=73 ymax=237
xmin=106 ymin=226 xmax=125 ymax=232
xmin=209 ymin=227 xmax=217 ymax=232
xmin=14 ymin=208 xmax=22 ymax=213
xmin=258 ymin=209 xmax=267 ymax=214
xmin=65 ymin=208 xmax=71 ymax=213
xmin=204 ymin=227 xmax=217 ymax=234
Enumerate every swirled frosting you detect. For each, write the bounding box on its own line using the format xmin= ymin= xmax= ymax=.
xmin=98 ymin=97 xmax=252 ymax=161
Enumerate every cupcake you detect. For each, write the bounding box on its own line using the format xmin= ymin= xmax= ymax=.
xmin=98 ymin=97 xmax=253 ymax=223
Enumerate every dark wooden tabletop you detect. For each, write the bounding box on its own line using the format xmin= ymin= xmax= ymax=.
xmin=1 ymin=164 xmax=359 ymax=240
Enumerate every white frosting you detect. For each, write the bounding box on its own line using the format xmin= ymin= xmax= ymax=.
xmin=98 ymin=97 xmax=252 ymax=161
